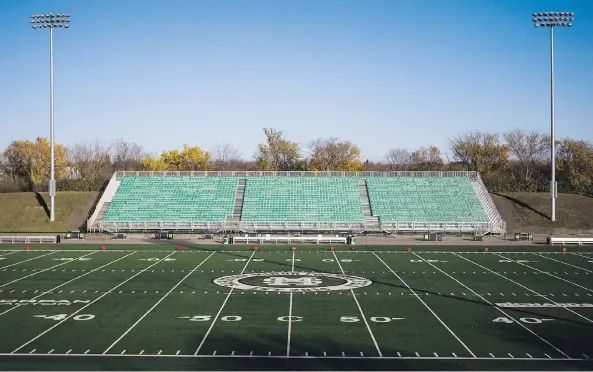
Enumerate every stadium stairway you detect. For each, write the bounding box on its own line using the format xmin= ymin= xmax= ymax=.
xmin=358 ymin=179 xmax=381 ymax=231
xmin=225 ymin=178 xmax=246 ymax=228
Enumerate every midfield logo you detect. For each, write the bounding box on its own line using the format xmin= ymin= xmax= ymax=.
xmin=213 ymin=271 xmax=372 ymax=292
xmin=263 ymin=277 xmax=323 ymax=286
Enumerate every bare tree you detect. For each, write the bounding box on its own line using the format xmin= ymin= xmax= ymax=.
xmin=68 ymin=140 xmax=112 ymax=180
xmin=384 ymin=148 xmax=411 ymax=170
xmin=212 ymin=143 xmax=243 ymax=171
xmin=503 ymin=129 xmax=550 ymax=181
xmin=449 ymin=131 xmax=509 ymax=175
xmin=111 ymin=138 xmax=145 ymax=171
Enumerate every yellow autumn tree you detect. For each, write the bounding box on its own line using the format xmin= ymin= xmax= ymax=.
xmin=140 ymin=145 xmax=211 ymax=171
xmin=2 ymin=137 xmax=68 ymax=186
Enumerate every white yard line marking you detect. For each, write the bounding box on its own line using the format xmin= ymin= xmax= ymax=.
xmin=0 ymin=251 xmax=17 ymax=258
xmin=453 ymin=253 xmax=593 ymax=324
xmin=0 ymin=251 xmax=57 ymax=270
xmin=11 ymin=252 xmax=177 ymax=354
xmin=0 ymin=252 xmax=97 ymax=289
xmin=193 ymin=252 xmax=255 ymax=356
xmin=532 ymin=253 xmax=592 ymax=273
xmin=568 ymin=252 xmax=593 ymax=260
xmin=1 ymin=352 xmax=576 ymax=360
xmin=491 ymin=253 xmax=593 ymax=293
xmin=287 ymin=250 xmax=295 ymax=357
xmin=335 ymin=252 xmax=382 ymax=358
xmin=103 ymin=252 xmax=215 ymax=354
xmin=0 ymin=252 xmax=137 ymax=318
xmin=415 ymin=253 xmax=570 ymax=359
xmin=373 ymin=252 xmax=475 ymax=358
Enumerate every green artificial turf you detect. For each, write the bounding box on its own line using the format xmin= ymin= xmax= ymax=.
xmin=0 ymin=247 xmax=591 ymax=371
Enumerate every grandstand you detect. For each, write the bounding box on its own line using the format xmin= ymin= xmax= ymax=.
xmin=86 ymin=171 xmax=505 ymax=234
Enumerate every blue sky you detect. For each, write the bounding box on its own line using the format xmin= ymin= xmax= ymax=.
xmin=1 ymin=0 xmax=591 ymax=162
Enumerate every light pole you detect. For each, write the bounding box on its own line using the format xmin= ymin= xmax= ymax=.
xmin=532 ymin=12 xmax=574 ymax=222
xmin=30 ymin=13 xmax=70 ymax=222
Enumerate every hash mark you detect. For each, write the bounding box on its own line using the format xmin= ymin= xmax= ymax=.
xmin=139 ymin=350 xmax=144 ymax=355
xmin=176 ymin=350 xmax=180 ymax=355
xmin=583 ymin=354 xmax=590 ymax=358
xmin=213 ymin=351 xmax=217 ymax=355
xmin=323 ymin=351 xmax=327 ymax=356
xmin=452 ymin=352 xmax=458 ymax=357
xmin=121 ymin=350 xmax=126 ymax=355
xmin=544 ymin=353 xmax=551 ymax=358
xmin=66 ymin=349 xmax=72 ymax=354
xmin=84 ymin=350 xmax=90 ymax=354
xmin=231 ymin=351 xmax=235 ymax=356
xmin=434 ymin=352 xmax=438 ymax=357
xmin=415 ymin=352 xmax=420 ymax=357
xmin=29 ymin=349 xmax=36 ymax=354
xmin=48 ymin=349 xmax=54 ymax=354
xmin=342 ymin=352 xmax=345 ymax=356
xmin=489 ymin=353 xmax=495 ymax=358
xmin=526 ymin=353 xmax=533 ymax=358
xmin=508 ymin=353 xmax=514 ymax=358
xmin=249 ymin=351 xmax=253 ymax=356
xmin=157 ymin=350 xmax=162 ymax=355
xmin=397 ymin=352 xmax=401 ymax=357
xmin=360 ymin=352 xmax=364 ymax=356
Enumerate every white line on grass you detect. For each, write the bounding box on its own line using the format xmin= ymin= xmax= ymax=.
xmin=0 ymin=353 xmax=587 ymax=361
xmin=453 ymin=253 xmax=593 ymax=324
xmin=334 ymin=252 xmax=383 ymax=358
xmin=286 ymin=250 xmax=295 ymax=357
xmin=531 ymin=253 xmax=592 ymax=273
xmin=102 ymin=251 xmax=216 ymax=354
xmin=0 ymin=251 xmax=97 ymax=289
xmin=373 ymin=252 xmax=476 ymax=358
xmin=10 ymin=252 xmax=177 ymax=354
xmin=193 ymin=252 xmax=255 ymax=356
xmin=568 ymin=252 xmax=593 ymax=261
xmin=491 ymin=253 xmax=593 ymax=293
xmin=0 ymin=251 xmax=57 ymax=270
xmin=0 ymin=251 xmax=137 ymax=318
xmin=412 ymin=253 xmax=570 ymax=359
xmin=0 ymin=251 xmax=17 ymax=258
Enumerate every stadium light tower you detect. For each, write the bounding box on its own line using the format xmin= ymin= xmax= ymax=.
xmin=532 ymin=11 xmax=574 ymax=222
xmin=30 ymin=13 xmax=70 ymax=222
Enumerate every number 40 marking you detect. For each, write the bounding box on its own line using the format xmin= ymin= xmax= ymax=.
xmin=33 ymin=314 xmax=95 ymax=321
xmin=493 ymin=317 xmax=553 ymax=324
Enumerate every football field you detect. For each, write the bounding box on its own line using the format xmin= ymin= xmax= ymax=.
xmin=0 ymin=244 xmax=592 ymax=370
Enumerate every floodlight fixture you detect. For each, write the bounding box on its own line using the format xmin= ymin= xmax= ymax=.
xmin=30 ymin=12 xmax=71 ymax=222
xmin=531 ymin=11 xmax=574 ymax=222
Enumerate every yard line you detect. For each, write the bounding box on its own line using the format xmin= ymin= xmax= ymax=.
xmin=103 ymin=251 xmax=215 ymax=354
xmin=373 ymin=252 xmax=475 ymax=358
xmin=286 ymin=250 xmax=295 ymax=357
xmin=413 ymin=253 xmax=570 ymax=359
xmin=193 ymin=252 xmax=255 ymax=356
xmin=334 ymin=252 xmax=382 ymax=357
xmin=0 ymin=251 xmax=57 ymax=270
xmin=0 ymin=251 xmax=17 ymax=257
xmin=453 ymin=253 xmax=593 ymax=324
xmin=0 ymin=353 xmax=588 ymax=360
xmin=0 ymin=252 xmax=97 ymax=289
xmin=0 ymin=251 xmax=137 ymax=317
xmin=531 ymin=253 xmax=592 ymax=273
xmin=11 ymin=252 xmax=177 ymax=354
xmin=569 ymin=252 xmax=593 ymax=261
xmin=491 ymin=253 xmax=593 ymax=293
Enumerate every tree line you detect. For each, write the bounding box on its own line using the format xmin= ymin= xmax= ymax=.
xmin=1 ymin=128 xmax=591 ymax=197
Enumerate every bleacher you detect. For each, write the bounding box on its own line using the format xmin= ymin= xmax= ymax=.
xmin=89 ymin=171 xmax=505 ymax=233
xmin=365 ymin=176 xmax=488 ymax=223
xmin=103 ymin=176 xmax=237 ymax=222
xmin=241 ymin=177 xmax=363 ymax=223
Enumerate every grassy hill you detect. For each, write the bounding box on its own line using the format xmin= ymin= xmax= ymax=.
xmin=490 ymin=192 xmax=593 ymax=234
xmin=0 ymin=192 xmax=98 ymax=233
